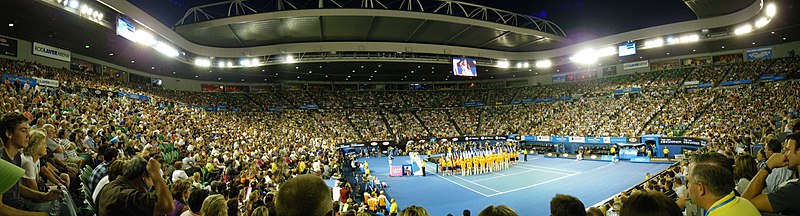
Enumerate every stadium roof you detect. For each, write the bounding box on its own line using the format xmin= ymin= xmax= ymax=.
xmin=0 ymin=0 xmax=797 ymax=84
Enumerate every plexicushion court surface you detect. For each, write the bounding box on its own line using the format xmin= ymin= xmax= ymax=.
xmin=357 ymin=155 xmax=672 ymax=216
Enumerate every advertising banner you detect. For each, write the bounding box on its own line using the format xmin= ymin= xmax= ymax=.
xmin=623 ymin=60 xmax=649 ymax=70
xmin=584 ymin=137 xmax=603 ymax=143
xmin=600 ymin=155 xmax=615 ymax=161
xmin=536 ymin=136 xmax=551 ymax=142
xmin=32 ymin=42 xmax=70 ymax=62
xmin=551 ymin=136 xmax=568 ymax=143
xmin=602 ymin=66 xmax=617 ymax=76
xmin=746 ymin=47 xmax=773 ymax=60
xmin=721 ymin=79 xmax=753 ymax=86
xmin=118 ymin=92 xmax=150 ymax=101
xmin=390 ymin=165 xmax=403 ymax=177
xmin=0 ymin=36 xmax=17 ymax=57
xmin=626 ymin=137 xmax=641 ymax=144
xmin=552 ymin=75 xmax=566 ymax=83
xmin=657 ymin=137 xmax=708 ymax=147
xmin=650 ymin=60 xmax=679 ymax=71
xmin=569 ymin=137 xmax=585 ymax=143
xmin=2 ymin=74 xmax=36 ymax=86
xmin=32 ymin=77 xmax=58 ymax=88
xmin=682 ymin=56 xmax=712 ymax=67
xmin=630 ymin=156 xmax=651 ymax=163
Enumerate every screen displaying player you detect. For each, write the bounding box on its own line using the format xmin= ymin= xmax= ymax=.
xmin=452 ymin=58 xmax=477 ymax=77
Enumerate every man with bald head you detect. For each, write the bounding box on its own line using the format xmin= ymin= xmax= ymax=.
xmin=275 ymin=174 xmax=333 ymax=216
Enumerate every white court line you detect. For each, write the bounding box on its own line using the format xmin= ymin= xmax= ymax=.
xmin=518 ymin=164 xmax=580 ymax=173
xmin=472 ymin=169 xmax=541 ymax=182
xmin=486 ymin=172 xmax=581 ymax=197
xmin=452 ymin=175 xmax=502 ymax=193
xmin=431 ymin=172 xmax=491 ymax=197
xmin=514 ymin=166 xmax=575 ymax=175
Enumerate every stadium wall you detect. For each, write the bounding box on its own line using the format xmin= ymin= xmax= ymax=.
xmin=0 ymin=34 xmax=69 ymax=69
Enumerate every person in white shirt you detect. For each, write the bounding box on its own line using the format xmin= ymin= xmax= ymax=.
xmin=172 ymin=161 xmax=190 ymax=183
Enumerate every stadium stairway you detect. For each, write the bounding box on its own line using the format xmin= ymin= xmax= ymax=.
xmin=412 ymin=110 xmax=433 ymax=136
xmin=445 ymin=109 xmax=465 ymax=136
xmin=379 ymin=110 xmax=395 ymax=138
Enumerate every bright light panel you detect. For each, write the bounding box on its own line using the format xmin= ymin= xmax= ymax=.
xmin=240 ymin=59 xmax=251 ymax=66
xmin=755 ymin=17 xmax=770 ymax=28
xmin=766 ymin=3 xmax=776 ymax=17
xmin=571 ymin=48 xmax=598 ymax=64
xmin=69 ymin=0 xmax=80 ymax=9
xmin=155 ymin=42 xmax=178 ymax=57
xmin=194 ymin=58 xmax=211 ymax=67
xmin=734 ymin=24 xmax=753 ymax=35
xmin=496 ymin=60 xmax=510 ymax=68
xmin=285 ymin=55 xmax=296 ymax=63
xmin=644 ymin=38 xmax=664 ymax=48
xmin=523 ymin=62 xmax=530 ymax=68
xmin=535 ymin=60 xmax=552 ymax=68
xmin=218 ymin=61 xmax=225 ymax=67
xmin=134 ymin=30 xmax=156 ymax=46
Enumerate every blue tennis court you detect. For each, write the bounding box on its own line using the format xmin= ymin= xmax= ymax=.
xmin=360 ymin=155 xmax=672 ymax=216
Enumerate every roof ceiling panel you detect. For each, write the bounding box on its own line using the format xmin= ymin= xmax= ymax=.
xmin=447 ymin=26 xmax=506 ymax=47
xmin=230 ymin=17 xmax=320 ymax=46
xmin=481 ymin=32 xmax=542 ymax=51
xmin=175 ymin=25 xmax=243 ymax=47
xmin=322 ymin=16 xmax=372 ymax=40
xmin=366 ymin=17 xmax=424 ymax=42
xmin=406 ymin=20 xmax=470 ymax=44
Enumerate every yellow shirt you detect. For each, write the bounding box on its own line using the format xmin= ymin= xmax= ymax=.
xmin=390 ymin=202 xmax=398 ymax=214
xmin=706 ymin=192 xmax=760 ymax=216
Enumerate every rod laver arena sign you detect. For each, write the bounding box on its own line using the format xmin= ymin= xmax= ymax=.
xmin=33 ymin=42 xmax=71 ymax=62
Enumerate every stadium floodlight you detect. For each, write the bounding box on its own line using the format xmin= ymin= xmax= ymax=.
xmin=92 ymin=11 xmax=99 ymax=19
xmin=496 ymin=60 xmax=510 ymax=68
xmin=97 ymin=13 xmax=104 ymax=20
xmin=226 ymin=62 xmax=233 ymax=67
xmin=680 ymin=34 xmax=699 ymax=43
xmin=516 ymin=62 xmax=523 ymax=68
xmin=239 ymin=59 xmax=251 ymax=66
xmin=69 ymin=0 xmax=80 ymax=9
xmin=134 ymin=30 xmax=156 ymax=46
xmin=217 ymin=61 xmax=225 ymax=67
xmin=250 ymin=58 xmax=260 ymax=66
xmin=285 ymin=55 xmax=296 ymax=63
xmin=644 ymin=38 xmax=664 ymax=48
xmin=523 ymin=62 xmax=530 ymax=68
xmin=597 ymin=46 xmax=617 ymax=57
xmin=80 ymin=5 xmax=90 ymax=14
xmin=766 ymin=3 xmax=776 ymax=17
xmin=570 ymin=48 xmax=599 ymax=64
xmin=155 ymin=42 xmax=178 ymax=57
xmin=535 ymin=60 xmax=552 ymax=68
xmin=194 ymin=58 xmax=211 ymax=67
xmin=734 ymin=24 xmax=753 ymax=35
xmin=755 ymin=17 xmax=770 ymax=28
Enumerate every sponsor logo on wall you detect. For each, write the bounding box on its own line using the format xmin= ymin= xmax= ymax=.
xmin=746 ymin=47 xmax=773 ymax=60
xmin=623 ymin=60 xmax=649 ymax=70
xmin=32 ymin=42 xmax=71 ymax=62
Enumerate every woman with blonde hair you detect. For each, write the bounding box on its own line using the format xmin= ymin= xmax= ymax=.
xmin=400 ymin=205 xmax=430 ymax=216
xmin=201 ymin=194 xmax=228 ymax=216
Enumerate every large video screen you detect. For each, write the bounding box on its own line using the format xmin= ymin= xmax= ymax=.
xmin=618 ymin=42 xmax=636 ymax=57
xmin=116 ymin=17 xmax=136 ymax=42
xmin=452 ymin=58 xmax=477 ymax=77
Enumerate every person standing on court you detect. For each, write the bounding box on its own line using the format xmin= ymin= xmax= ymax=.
xmin=663 ymin=147 xmax=670 ymax=158
xmin=523 ymin=149 xmax=527 ymax=162
xmin=421 ymin=161 xmax=426 ymax=177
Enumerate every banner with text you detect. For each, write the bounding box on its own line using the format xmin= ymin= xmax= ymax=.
xmin=657 ymin=137 xmax=708 ymax=147
xmin=746 ymin=47 xmax=773 ymax=60
xmin=0 ymin=36 xmax=18 ymax=57
xmin=623 ymin=60 xmax=649 ymax=70
xmin=32 ymin=42 xmax=71 ymax=62
xmin=33 ymin=77 xmax=58 ymax=88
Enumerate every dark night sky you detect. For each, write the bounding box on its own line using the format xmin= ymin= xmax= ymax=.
xmin=129 ymin=0 xmax=697 ymax=42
